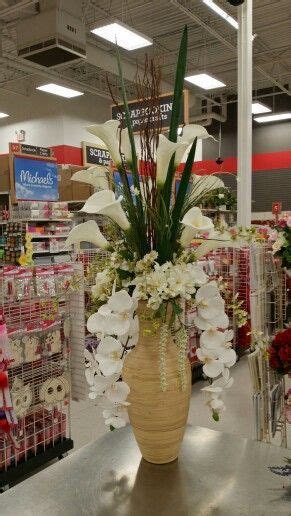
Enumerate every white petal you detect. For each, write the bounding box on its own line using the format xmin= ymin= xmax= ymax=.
xmin=98 ymin=357 xmax=123 ymax=376
xmin=85 ymin=368 xmax=95 ymax=386
xmin=198 ymin=297 xmax=225 ymax=319
xmin=181 ymin=124 xmax=216 ymax=143
xmin=210 ymin=398 xmax=225 ymax=410
xmin=86 ymin=120 xmax=121 ymax=165
xmin=200 ymin=329 xmax=225 ymax=349
xmin=106 ymin=381 xmax=130 ymax=403
xmin=222 ymin=367 xmax=230 ymax=381
xmin=201 ymin=385 xmax=223 ymax=395
xmin=210 ymin=312 xmax=229 ymax=330
xmin=71 ymin=166 xmax=109 ymax=190
xmin=156 ymin=134 xmax=188 ymax=186
xmin=64 ymin=220 xmax=109 ymax=250
xmin=182 ymin=207 xmax=214 ymax=233
xmin=224 ymin=330 xmax=234 ymax=343
xmin=81 ymin=190 xmax=130 ymax=231
xmin=104 ymin=416 xmax=126 ymax=429
xmin=219 ymin=348 xmax=237 ymax=368
xmin=203 ymin=360 xmax=224 ymax=378
xmin=180 ymin=226 xmax=196 ymax=247
xmin=196 ymin=283 xmax=220 ymax=303
xmin=88 ymin=391 xmax=98 ymax=400
xmin=87 ymin=312 xmax=107 ymax=334
xmin=108 ymin=290 xmax=133 ymax=313
xmin=97 ymin=336 xmax=123 ymax=357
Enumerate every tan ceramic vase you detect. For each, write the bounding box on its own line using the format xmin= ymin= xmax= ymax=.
xmin=123 ymin=303 xmax=191 ymax=464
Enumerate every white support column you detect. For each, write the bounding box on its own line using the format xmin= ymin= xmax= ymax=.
xmin=237 ymin=0 xmax=253 ymax=226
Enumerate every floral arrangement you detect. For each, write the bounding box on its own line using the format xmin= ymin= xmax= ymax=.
xmin=268 ymin=216 xmax=291 ymax=269
xmin=65 ymin=26 xmax=241 ymax=428
xmin=201 ymin=186 xmax=237 ymax=211
xmin=268 ymin=327 xmax=291 ymax=376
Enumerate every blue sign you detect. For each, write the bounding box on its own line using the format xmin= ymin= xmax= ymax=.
xmin=14 ymin=156 xmax=58 ymax=201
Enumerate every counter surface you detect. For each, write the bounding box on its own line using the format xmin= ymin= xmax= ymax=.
xmin=1 ymin=425 xmax=290 ymax=515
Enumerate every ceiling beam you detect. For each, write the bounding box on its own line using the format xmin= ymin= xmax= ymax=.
xmin=170 ymin=0 xmax=291 ymax=96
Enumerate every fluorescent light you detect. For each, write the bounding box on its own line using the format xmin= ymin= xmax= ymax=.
xmin=91 ymin=21 xmax=152 ymax=51
xmin=252 ymin=102 xmax=272 ymax=115
xmin=254 ymin=112 xmax=291 ymax=123
xmin=203 ymin=0 xmax=238 ymax=30
xmin=36 ymin=83 xmax=84 ymax=98
xmin=185 ymin=73 xmax=226 ymax=90
xmin=0 ymin=112 xmax=9 ymax=118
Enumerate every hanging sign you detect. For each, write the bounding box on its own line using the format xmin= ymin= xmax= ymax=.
xmin=9 ymin=142 xmax=52 ymax=158
xmin=13 ymin=156 xmax=58 ymax=201
xmin=82 ymin=141 xmax=111 ymax=167
xmin=272 ymin=201 xmax=282 ymax=215
xmin=111 ymin=90 xmax=189 ymax=133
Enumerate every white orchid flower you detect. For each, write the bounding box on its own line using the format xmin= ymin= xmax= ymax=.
xmin=95 ymin=336 xmax=123 ymax=376
xmin=81 ymin=190 xmax=130 ymax=231
xmin=200 ymin=328 xmax=225 ymax=350
xmin=201 ymin=385 xmax=225 ymax=413
xmin=181 ymin=124 xmax=216 ymax=143
xmin=88 ymin=374 xmax=118 ymax=399
xmin=86 ymin=120 xmax=121 ymax=166
xmin=196 ymin=347 xmax=224 ymax=378
xmin=194 ymin=311 xmax=229 ymax=331
xmin=87 ymin=290 xmax=135 ymax=336
xmin=156 ymin=134 xmax=188 ymax=187
xmin=105 ymin=381 xmax=130 ymax=404
xmin=64 ymin=220 xmax=110 ymax=250
xmin=196 ymin=283 xmax=224 ymax=318
xmin=180 ymin=207 xmax=214 ymax=247
xmin=71 ymin=166 xmax=109 ymax=190
xmin=84 ymin=348 xmax=100 ymax=386
xmin=103 ymin=403 xmax=128 ymax=429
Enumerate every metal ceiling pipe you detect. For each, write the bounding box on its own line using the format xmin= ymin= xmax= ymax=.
xmin=0 ymin=0 xmax=38 ymax=19
xmin=170 ymin=0 xmax=291 ymax=96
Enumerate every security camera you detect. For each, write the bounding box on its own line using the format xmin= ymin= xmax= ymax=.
xmin=226 ymin=0 xmax=245 ymax=5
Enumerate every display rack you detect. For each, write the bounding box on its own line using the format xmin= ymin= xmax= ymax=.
xmin=248 ymin=244 xmax=288 ymax=448
xmin=0 ymin=262 xmax=84 ymax=489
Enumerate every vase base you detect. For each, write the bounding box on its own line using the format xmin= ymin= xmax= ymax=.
xmin=142 ymin=455 xmax=178 ymax=465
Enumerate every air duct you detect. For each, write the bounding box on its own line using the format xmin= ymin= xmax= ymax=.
xmin=16 ymin=0 xmax=86 ymax=67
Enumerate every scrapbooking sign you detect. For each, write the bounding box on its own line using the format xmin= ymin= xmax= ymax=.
xmin=14 ymin=156 xmax=58 ymax=201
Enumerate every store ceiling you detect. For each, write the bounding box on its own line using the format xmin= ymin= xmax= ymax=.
xmin=0 ymin=0 xmax=290 ymax=111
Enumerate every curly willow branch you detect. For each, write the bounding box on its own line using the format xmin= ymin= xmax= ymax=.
xmin=159 ymin=322 xmax=169 ymax=392
xmin=176 ymin=326 xmax=188 ymax=391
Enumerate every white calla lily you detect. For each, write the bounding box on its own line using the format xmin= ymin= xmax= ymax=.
xmin=81 ymin=190 xmax=130 ymax=231
xmin=95 ymin=336 xmax=123 ymax=376
xmin=181 ymin=124 xmax=216 ymax=143
xmin=180 ymin=207 xmax=214 ymax=247
xmin=174 ymin=136 xmax=189 ymax=168
xmin=156 ymin=134 xmax=188 ymax=187
xmin=71 ymin=166 xmax=109 ymax=190
xmin=119 ymin=127 xmax=132 ymax=166
xmin=64 ymin=220 xmax=110 ymax=250
xmin=86 ymin=120 xmax=121 ymax=166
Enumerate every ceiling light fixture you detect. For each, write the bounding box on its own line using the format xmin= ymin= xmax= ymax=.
xmin=252 ymin=102 xmax=272 ymax=115
xmin=254 ymin=112 xmax=291 ymax=123
xmin=36 ymin=83 xmax=84 ymax=98
xmin=91 ymin=21 xmax=153 ymax=51
xmin=185 ymin=73 xmax=226 ymax=90
xmin=202 ymin=0 xmax=239 ymax=29
xmin=0 ymin=112 xmax=9 ymax=118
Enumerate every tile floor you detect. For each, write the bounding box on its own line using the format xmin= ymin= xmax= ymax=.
xmin=70 ymin=356 xmax=257 ymax=451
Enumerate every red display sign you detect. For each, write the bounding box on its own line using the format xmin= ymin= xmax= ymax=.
xmin=272 ymin=202 xmax=282 ymax=215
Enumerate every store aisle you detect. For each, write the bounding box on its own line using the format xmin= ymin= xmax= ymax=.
xmin=71 ymin=356 xmax=255 ymax=450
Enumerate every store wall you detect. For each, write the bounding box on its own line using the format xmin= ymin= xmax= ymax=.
xmin=0 ymin=90 xmax=111 ymax=154
xmin=199 ymin=96 xmax=291 ymax=212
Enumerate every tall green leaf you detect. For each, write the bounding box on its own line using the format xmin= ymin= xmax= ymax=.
xmin=162 ymin=25 xmax=188 ymax=209
xmin=171 ymin=137 xmax=197 ymax=243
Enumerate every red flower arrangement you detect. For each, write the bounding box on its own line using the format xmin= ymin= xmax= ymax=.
xmin=269 ymin=328 xmax=291 ymax=375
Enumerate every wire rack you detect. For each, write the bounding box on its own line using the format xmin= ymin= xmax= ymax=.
xmin=0 ymin=263 xmax=83 ymax=480
xmin=248 ymin=244 xmax=288 ymax=448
